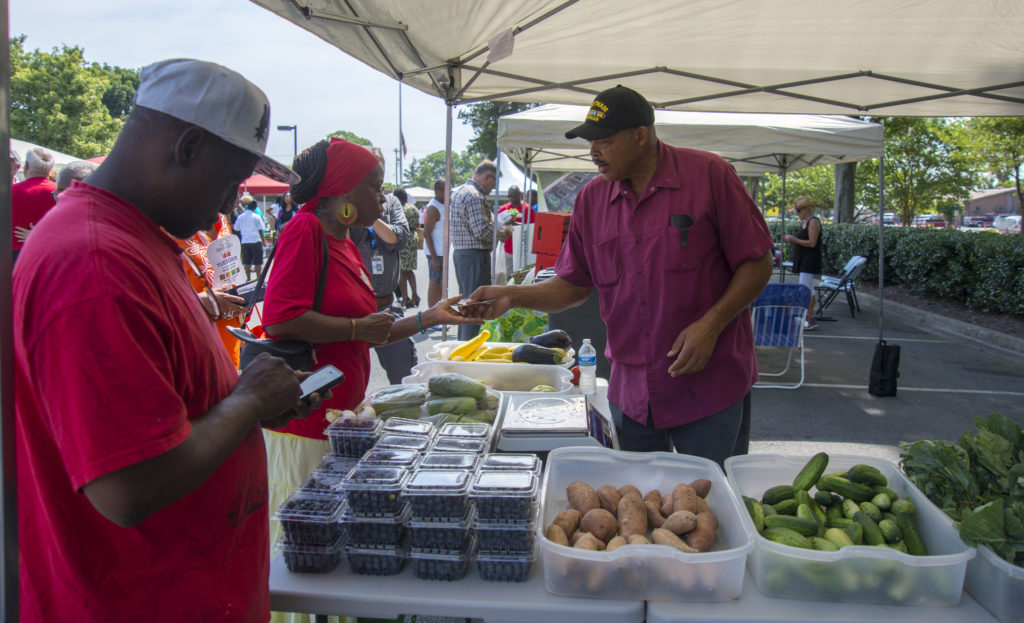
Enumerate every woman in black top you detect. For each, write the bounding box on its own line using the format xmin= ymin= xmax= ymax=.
xmin=784 ymin=196 xmax=822 ymax=331
xmin=277 ymin=192 xmax=298 ymax=228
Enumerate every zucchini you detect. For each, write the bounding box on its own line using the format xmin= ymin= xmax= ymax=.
xmin=877 ymin=519 xmax=902 ymax=544
xmin=852 ymin=511 xmax=885 ymax=546
xmin=762 ymin=527 xmax=813 ymax=549
xmin=846 ymin=464 xmax=888 ymax=487
xmin=792 ymin=452 xmax=829 ymax=491
xmin=817 ymin=474 xmax=874 ymax=502
xmin=859 ymin=501 xmax=882 ymax=523
xmin=770 ymin=499 xmax=798 ymax=516
xmin=764 ymin=514 xmax=819 ymax=537
xmin=762 ymin=485 xmax=796 ymax=506
xmin=895 ymin=512 xmax=927 ymax=556
xmin=891 ymin=499 xmax=916 ymax=515
xmin=449 ymin=330 xmax=491 ymax=361
xmin=743 ymin=496 xmax=766 ymax=533
xmin=427 ymin=373 xmax=487 ymax=399
xmin=824 ymin=527 xmax=855 ymax=549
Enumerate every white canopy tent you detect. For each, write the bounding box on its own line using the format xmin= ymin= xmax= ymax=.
xmin=10 ymin=138 xmax=82 ymax=178
xmin=497 ymin=105 xmax=884 ymax=176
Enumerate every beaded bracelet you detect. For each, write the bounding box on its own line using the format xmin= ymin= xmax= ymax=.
xmin=417 ymin=311 xmax=426 ymax=334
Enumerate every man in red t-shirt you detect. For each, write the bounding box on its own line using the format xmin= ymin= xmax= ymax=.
xmin=11 ymin=147 xmax=57 ymax=263
xmin=13 ymin=59 xmax=312 ymax=623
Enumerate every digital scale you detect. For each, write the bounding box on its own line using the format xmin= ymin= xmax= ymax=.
xmin=496 ymin=393 xmax=617 ymax=453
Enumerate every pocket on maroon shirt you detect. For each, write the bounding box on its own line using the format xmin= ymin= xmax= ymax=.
xmin=662 ymin=219 xmax=713 ymax=272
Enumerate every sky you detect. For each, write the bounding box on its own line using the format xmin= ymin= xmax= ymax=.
xmin=9 ymin=0 xmax=475 ymax=183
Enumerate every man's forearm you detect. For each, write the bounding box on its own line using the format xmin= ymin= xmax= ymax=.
xmin=506 ymin=276 xmax=590 ymax=314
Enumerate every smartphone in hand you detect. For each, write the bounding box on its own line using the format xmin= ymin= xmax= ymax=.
xmin=299 ymin=365 xmax=345 ymax=402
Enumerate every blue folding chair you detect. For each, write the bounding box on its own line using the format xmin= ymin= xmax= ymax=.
xmin=751 ymin=283 xmax=811 ymax=389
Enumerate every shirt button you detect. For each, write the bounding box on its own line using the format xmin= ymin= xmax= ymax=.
xmin=636 ymin=268 xmax=642 ymax=274
xmin=635 ymin=237 xmax=641 ymax=243
xmin=639 ymin=300 xmax=646 ymax=306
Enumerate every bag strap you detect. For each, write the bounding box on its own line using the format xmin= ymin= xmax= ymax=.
xmin=242 ymin=232 xmax=330 ymax=322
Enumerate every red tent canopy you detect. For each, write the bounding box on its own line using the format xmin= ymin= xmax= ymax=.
xmin=240 ymin=173 xmax=289 ymax=196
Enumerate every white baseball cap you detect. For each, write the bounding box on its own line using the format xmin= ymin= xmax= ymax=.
xmin=134 ymin=58 xmax=299 ymax=185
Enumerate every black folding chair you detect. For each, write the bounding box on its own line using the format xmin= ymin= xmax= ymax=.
xmin=815 ymin=255 xmax=867 ymax=320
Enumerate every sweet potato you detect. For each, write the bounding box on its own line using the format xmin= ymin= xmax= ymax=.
xmin=580 ymin=508 xmax=618 ymax=543
xmin=662 ymin=510 xmax=698 ymax=536
xmin=652 ymin=527 xmax=699 ymax=553
xmin=605 ymin=535 xmax=628 ymax=551
xmin=617 ymin=484 xmax=643 ymax=502
xmin=617 ymin=493 xmax=648 ymax=539
xmin=672 ymin=483 xmax=698 ymax=515
xmin=644 ymin=500 xmax=666 ymax=529
xmin=627 ymin=534 xmax=651 ymax=545
xmin=546 ymin=524 xmax=569 ymax=546
xmin=553 ymin=509 xmax=581 ymax=537
xmin=574 ymin=532 xmax=605 ymax=551
xmin=566 ymin=481 xmax=600 ymax=515
xmin=689 ymin=478 xmax=712 ymax=499
xmin=694 ymin=495 xmax=711 ymax=516
xmin=661 ymin=495 xmax=674 ymax=517
xmin=684 ymin=511 xmax=718 ymax=552
xmin=596 ymin=485 xmax=621 ymax=516
xmin=570 ymin=531 xmax=587 ymax=545
xmin=644 ymin=490 xmax=663 ymax=508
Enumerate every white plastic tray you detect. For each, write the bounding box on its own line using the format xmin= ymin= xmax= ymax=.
xmin=402 ymin=361 xmax=573 ymax=394
xmin=428 ymin=341 xmax=576 ymax=368
xmin=724 ymin=453 xmax=975 ymax=606
xmin=538 ymin=447 xmax=755 ymax=602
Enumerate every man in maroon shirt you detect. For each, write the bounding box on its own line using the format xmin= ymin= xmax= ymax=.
xmin=468 ymin=86 xmax=774 ymax=465
xmin=11 ymin=147 xmax=57 ymax=263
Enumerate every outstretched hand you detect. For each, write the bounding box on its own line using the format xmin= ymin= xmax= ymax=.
xmin=457 ymin=286 xmax=513 ymax=321
xmin=426 ymin=294 xmax=486 ymax=327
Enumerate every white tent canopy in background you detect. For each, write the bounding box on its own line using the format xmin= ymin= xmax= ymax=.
xmin=403 ymin=186 xmax=435 ymax=203
xmin=10 ymin=138 xmax=81 ymax=174
xmin=498 ymin=105 xmax=884 ymax=175
xmin=250 ymin=0 xmax=1024 ymax=117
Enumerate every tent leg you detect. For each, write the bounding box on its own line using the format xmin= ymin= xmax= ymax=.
xmin=441 ymin=102 xmax=454 ymax=341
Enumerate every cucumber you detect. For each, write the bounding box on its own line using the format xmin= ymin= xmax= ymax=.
xmin=859 ymin=501 xmax=882 ymax=523
xmin=817 ymin=474 xmax=874 ymax=502
xmin=810 ymin=537 xmax=840 ymax=552
xmin=888 ymin=540 xmax=910 ymax=554
xmin=840 ymin=520 xmax=864 ymax=545
xmin=425 ymin=396 xmax=478 ymax=415
xmin=762 ymin=485 xmax=796 ymax=506
xmin=764 ymin=514 xmax=819 ymax=537
xmin=792 ymin=452 xmax=829 ymax=491
xmin=763 ymin=526 xmax=813 ymax=549
xmin=852 ymin=511 xmax=885 ymax=546
xmin=825 ymin=502 xmax=845 ymax=524
xmin=477 ymin=391 xmax=500 ymax=410
xmin=877 ymin=519 xmax=902 ymax=544
xmin=824 ymin=527 xmax=855 ymax=549
xmin=891 ymin=499 xmax=916 ymax=515
xmin=770 ymin=499 xmax=798 ymax=516
xmin=743 ymin=496 xmax=766 ymax=533
xmin=762 ymin=503 xmax=778 ymax=516
xmin=847 ymin=464 xmax=888 ymax=487
xmin=814 ymin=490 xmax=837 ymax=507
xmin=375 ymin=405 xmax=426 ymax=420
xmin=896 ymin=512 xmax=928 ymax=556
xmin=871 ymin=492 xmax=892 ymax=511
xmin=842 ymin=498 xmax=861 ymax=520
xmin=369 ymin=384 xmax=429 ymax=413
xmin=427 ymin=373 xmax=487 ymax=399
xmin=872 ymin=485 xmax=900 ymax=501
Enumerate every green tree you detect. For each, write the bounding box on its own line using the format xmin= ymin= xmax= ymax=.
xmin=760 ymin=166 xmax=834 ymax=219
xmin=456 ymin=101 xmax=536 ymax=160
xmin=404 ymin=149 xmax=476 ymax=188
xmin=956 ymin=117 xmax=1024 ymax=210
xmin=9 ymin=36 xmax=137 ymax=158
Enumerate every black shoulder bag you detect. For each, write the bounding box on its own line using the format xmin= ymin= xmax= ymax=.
xmin=227 ymin=234 xmax=330 ymax=371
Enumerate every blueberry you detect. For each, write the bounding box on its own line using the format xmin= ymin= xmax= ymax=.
xmin=346 ymin=547 xmax=406 ymax=576
xmin=476 ymin=527 xmax=535 ymax=555
xmin=477 ymin=557 xmax=532 ymax=582
xmin=277 ymin=494 xmax=344 ymax=544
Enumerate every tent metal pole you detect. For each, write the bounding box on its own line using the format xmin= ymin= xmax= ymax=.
xmin=492 ymin=151 xmax=501 ymax=284
xmin=878 ymin=152 xmax=885 ymax=341
xmin=779 ymin=166 xmax=787 ymax=283
xmin=441 ymin=102 xmax=454 ymax=341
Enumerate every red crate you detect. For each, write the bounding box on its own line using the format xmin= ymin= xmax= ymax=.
xmin=531 ymin=211 xmax=572 ymax=256
xmin=534 ymin=252 xmax=560 ymax=270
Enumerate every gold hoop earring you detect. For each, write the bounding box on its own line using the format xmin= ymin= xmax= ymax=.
xmin=339 ymin=202 xmax=357 ymax=224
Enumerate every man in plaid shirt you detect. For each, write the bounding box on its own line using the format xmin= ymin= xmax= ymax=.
xmin=450 ymin=159 xmax=509 ymax=340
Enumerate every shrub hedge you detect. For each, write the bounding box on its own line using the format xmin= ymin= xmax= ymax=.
xmin=766 ymin=220 xmax=1024 ymax=316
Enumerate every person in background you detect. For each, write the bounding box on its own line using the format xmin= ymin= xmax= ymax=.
xmin=10 ymin=149 xmax=22 ymax=183
xmin=497 ymin=185 xmax=535 ymax=280
xmin=13 ymin=57 xmax=317 ymax=623
xmin=783 ymin=196 xmax=823 ymax=331
xmin=395 ymin=187 xmax=422 ymax=309
xmin=528 ymin=188 xmax=539 ymax=211
xmin=234 ymin=195 xmax=266 ymax=282
xmin=277 ymin=191 xmax=298 ymax=228
xmin=465 ymin=85 xmax=773 ymax=467
xmin=350 ymin=151 xmax=417 ymax=385
xmin=54 ymin=160 xmax=98 ymax=195
xmin=259 ymin=137 xmax=478 ymax=557
xmin=422 ymin=178 xmax=446 ymax=310
xmin=11 ymin=147 xmax=56 ymax=264
xmin=449 ymin=160 xmax=511 ymax=340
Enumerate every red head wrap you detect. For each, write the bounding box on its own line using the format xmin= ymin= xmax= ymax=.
xmin=300 ymin=137 xmax=380 ymax=213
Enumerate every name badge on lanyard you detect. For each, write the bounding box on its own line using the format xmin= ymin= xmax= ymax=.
xmin=369 ymin=230 xmax=385 ymax=275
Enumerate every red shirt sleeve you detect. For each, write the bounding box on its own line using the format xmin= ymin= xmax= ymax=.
xmin=262 ymin=213 xmax=323 ymax=326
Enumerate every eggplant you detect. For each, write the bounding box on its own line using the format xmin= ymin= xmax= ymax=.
xmin=529 ymin=329 xmax=572 ymax=350
xmin=512 ymin=343 xmax=563 ymax=365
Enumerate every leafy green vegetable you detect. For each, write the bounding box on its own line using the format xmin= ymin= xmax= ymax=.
xmin=899 ymin=413 xmax=1024 ymax=565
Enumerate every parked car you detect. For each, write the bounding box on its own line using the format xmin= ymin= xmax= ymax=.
xmin=993 ymin=214 xmax=1021 ymax=234
xmin=912 ymin=214 xmax=947 ymax=228
xmin=961 ymin=216 xmax=987 ymax=228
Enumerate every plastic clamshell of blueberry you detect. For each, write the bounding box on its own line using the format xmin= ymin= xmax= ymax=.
xmin=277 ymin=534 xmax=345 ymax=574
xmin=418 ymin=452 xmax=479 ymax=471
xmin=358 ymin=447 xmax=421 ymax=469
xmin=375 ymin=434 xmax=432 ymax=453
xmin=381 ymin=417 xmax=436 ymax=438
xmin=430 ymin=437 xmax=487 ymax=454
xmin=437 ymin=422 xmax=491 ymax=440
xmin=478 ymin=453 xmax=542 ymax=474
xmin=402 ymin=469 xmax=472 ymax=521
xmin=469 ymin=470 xmax=538 ymax=523
xmin=275 ymin=491 xmax=347 ymax=544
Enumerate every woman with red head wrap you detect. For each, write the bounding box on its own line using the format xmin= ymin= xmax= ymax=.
xmin=259 ymin=138 xmax=478 ymax=552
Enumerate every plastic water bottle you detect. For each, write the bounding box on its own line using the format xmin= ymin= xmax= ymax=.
xmin=578 ymin=338 xmax=597 ymax=395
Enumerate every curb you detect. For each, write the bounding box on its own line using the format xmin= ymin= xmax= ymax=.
xmin=856 ymin=290 xmax=1024 ymax=364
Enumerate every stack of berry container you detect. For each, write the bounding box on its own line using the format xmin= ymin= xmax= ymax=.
xmin=340 ymin=464 xmax=412 ymax=576
xmin=404 ymin=468 xmax=477 ymax=581
xmin=469 ymin=468 xmax=540 ymax=582
xmin=274 ymin=489 xmax=347 ymax=574
xmin=417 ymin=452 xmax=480 ymax=472
xmin=477 ymin=453 xmax=542 ymax=476
xmin=375 ymin=433 xmax=433 ymax=454
xmin=325 ymin=416 xmax=382 ymax=458
xmin=380 ymin=417 xmax=436 ymax=440
xmin=358 ymin=447 xmax=421 ymax=471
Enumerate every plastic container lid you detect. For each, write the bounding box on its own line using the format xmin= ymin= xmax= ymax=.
xmin=478 ymin=453 xmax=542 ymax=473
xmin=342 ymin=465 xmax=409 ymax=492
xmin=316 ymin=454 xmax=361 ymax=475
xmin=342 ymin=501 xmax=412 ymax=525
xmin=403 ymin=469 xmax=472 ymax=496
xmin=299 ymin=471 xmax=347 ymax=496
xmin=358 ymin=447 xmax=421 ymax=469
xmin=407 ymin=503 xmax=476 ymax=530
xmin=375 ymin=434 xmax=432 ymax=453
xmin=410 ymin=534 xmax=476 ymax=562
xmin=418 ymin=452 xmax=479 ymax=471
xmin=277 ymin=532 xmax=346 ymax=555
xmin=431 ymin=436 xmax=488 ymax=454
xmin=381 ymin=417 xmax=436 ymax=438
xmin=471 ymin=470 xmax=538 ymax=498
xmin=438 ymin=422 xmax=491 ymax=440
xmin=324 ymin=416 xmax=382 ymax=438
xmin=274 ymin=491 xmax=346 ymax=523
